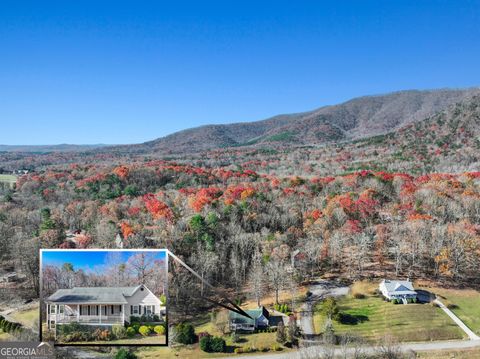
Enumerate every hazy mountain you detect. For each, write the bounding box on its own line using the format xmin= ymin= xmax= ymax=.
xmin=0 ymin=144 xmax=111 ymax=153
xmin=123 ymin=88 xmax=480 ymax=154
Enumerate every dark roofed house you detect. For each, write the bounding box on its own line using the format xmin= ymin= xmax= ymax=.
xmin=45 ymin=285 xmax=165 ymax=329
xmin=229 ymin=306 xmax=270 ymax=332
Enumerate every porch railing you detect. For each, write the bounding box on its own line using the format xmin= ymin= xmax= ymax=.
xmin=53 ymin=314 xmax=123 ymax=325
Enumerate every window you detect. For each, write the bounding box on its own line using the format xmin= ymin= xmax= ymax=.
xmin=49 ymin=305 xmax=56 ymax=314
xmin=59 ymin=305 xmax=64 ymax=314
xmin=145 ymin=305 xmax=155 ymax=315
xmin=132 ymin=305 xmax=139 ymax=315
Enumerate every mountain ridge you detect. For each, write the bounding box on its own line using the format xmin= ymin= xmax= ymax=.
xmin=122 ymin=87 xmax=480 ymax=154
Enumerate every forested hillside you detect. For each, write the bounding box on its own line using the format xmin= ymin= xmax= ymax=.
xmin=0 ymin=90 xmax=479 ymax=321
xmin=1 ymin=159 xmax=479 ymax=307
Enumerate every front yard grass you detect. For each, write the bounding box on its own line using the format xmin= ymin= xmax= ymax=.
xmin=138 ymin=331 xmax=283 ymax=359
xmin=419 ymin=285 xmax=480 ymax=335
xmin=71 ymin=335 xmax=166 ymax=345
xmin=313 ymin=293 xmax=465 ymax=342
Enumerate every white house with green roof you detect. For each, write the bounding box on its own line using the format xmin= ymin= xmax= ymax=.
xmin=229 ymin=306 xmax=270 ymax=332
xmin=45 ymin=285 xmax=164 ymax=329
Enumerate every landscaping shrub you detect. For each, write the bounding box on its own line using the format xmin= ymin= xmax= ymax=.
xmin=210 ymin=336 xmax=226 ymax=352
xmin=112 ymin=325 xmax=127 ymax=339
xmin=126 ymin=327 xmax=136 ymax=338
xmin=199 ymin=335 xmax=212 ymax=352
xmin=92 ymin=328 xmax=111 ymax=341
xmin=132 ymin=324 xmax=140 ymax=333
xmin=199 ymin=335 xmax=226 ymax=353
xmin=57 ymin=322 xmax=92 ymax=340
xmin=139 ymin=325 xmax=151 ymax=336
xmin=129 ymin=316 xmax=140 ymax=323
xmin=175 ymin=323 xmax=196 ymax=344
xmin=115 ymin=348 xmax=137 ymax=359
xmin=353 ymin=293 xmax=366 ymax=299
xmin=154 ymin=325 xmax=165 ymax=335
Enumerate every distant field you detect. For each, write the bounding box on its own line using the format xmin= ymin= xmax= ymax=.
xmin=313 ymin=293 xmax=465 ymax=343
xmin=420 ymin=286 xmax=480 ymax=335
xmin=0 ymin=175 xmax=16 ymax=187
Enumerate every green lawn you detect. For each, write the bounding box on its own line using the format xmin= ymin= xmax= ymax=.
xmin=313 ymin=295 xmax=465 ymax=343
xmin=69 ymin=334 xmax=166 ymax=345
xmin=195 ymin=315 xmax=282 ymax=351
xmin=10 ymin=308 xmax=39 ymax=329
xmin=422 ymin=286 xmax=480 ymax=335
xmin=138 ymin=332 xmax=283 ymax=359
xmin=0 ymin=174 xmax=16 ymax=184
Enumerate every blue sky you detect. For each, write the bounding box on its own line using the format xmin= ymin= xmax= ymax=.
xmin=1 ymin=0 xmax=479 ymax=145
xmin=42 ymin=250 xmax=166 ymax=272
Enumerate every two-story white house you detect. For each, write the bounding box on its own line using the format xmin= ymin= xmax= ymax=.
xmin=45 ymin=285 xmax=164 ymax=329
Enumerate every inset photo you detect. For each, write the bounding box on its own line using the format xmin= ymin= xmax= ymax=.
xmin=40 ymin=249 xmax=167 ymax=346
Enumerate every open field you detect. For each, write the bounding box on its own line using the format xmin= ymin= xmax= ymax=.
xmin=418 ymin=285 xmax=480 ymax=335
xmin=0 ymin=174 xmax=16 ymax=184
xmin=313 ymin=290 xmax=465 ymax=342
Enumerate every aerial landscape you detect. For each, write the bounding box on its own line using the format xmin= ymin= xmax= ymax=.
xmin=0 ymin=1 xmax=480 ymax=359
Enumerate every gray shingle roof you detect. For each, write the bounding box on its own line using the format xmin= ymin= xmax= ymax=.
xmin=381 ymin=280 xmax=416 ymax=295
xmin=46 ymin=286 xmax=141 ymax=304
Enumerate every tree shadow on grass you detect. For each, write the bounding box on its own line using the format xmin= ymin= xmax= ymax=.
xmin=338 ymin=313 xmax=369 ymax=325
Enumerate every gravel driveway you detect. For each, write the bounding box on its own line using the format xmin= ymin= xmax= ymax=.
xmin=298 ymin=280 xmax=349 ymax=337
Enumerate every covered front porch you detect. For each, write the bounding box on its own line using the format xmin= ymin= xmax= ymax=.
xmin=47 ymin=303 xmax=125 ymax=328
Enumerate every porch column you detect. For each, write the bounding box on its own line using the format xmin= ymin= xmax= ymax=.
xmin=77 ymin=305 xmax=80 ymax=320
xmin=122 ymin=304 xmax=125 ymax=324
xmin=99 ymin=305 xmax=102 ymax=324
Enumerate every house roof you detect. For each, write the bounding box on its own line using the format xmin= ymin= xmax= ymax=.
xmin=46 ymin=286 xmax=143 ymax=304
xmin=229 ymin=307 xmax=269 ymax=325
xmin=381 ymin=280 xmax=416 ymax=295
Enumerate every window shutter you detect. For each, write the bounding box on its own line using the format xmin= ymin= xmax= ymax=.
xmin=130 ymin=306 xmax=133 ymax=315
xmin=111 ymin=305 xmax=114 ymax=315
xmin=96 ymin=306 xmax=99 ymax=315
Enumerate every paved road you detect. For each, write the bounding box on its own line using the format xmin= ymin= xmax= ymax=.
xmin=434 ymin=299 xmax=480 ymax=340
xmin=298 ymin=280 xmax=349 ymax=337
xmin=219 ymin=339 xmax=480 ymax=359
